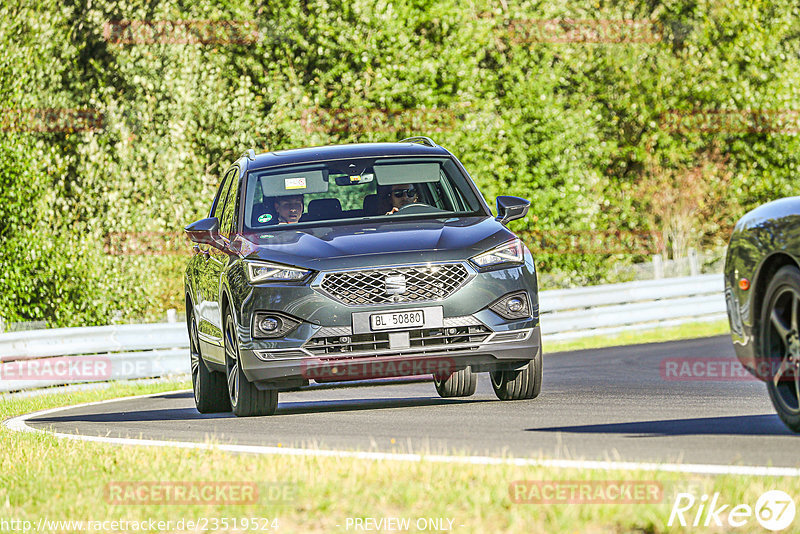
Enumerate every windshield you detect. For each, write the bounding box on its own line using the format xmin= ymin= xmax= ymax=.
xmin=242 ymin=157 xmax=485 ymax=230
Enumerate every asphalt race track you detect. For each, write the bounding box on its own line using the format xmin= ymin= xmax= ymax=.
xmin=23 ymin=335 xmax=800 ymax=468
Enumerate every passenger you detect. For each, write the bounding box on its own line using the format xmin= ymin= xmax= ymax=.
xmin=385 ymin=184 xmax=419 ymax=215
xmin=274 ymin=194 xmax=304 ymax=224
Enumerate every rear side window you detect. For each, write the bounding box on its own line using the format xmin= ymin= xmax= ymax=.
xmin=211 ymin=170 xmax=233 ymax=217
xmin=219 ymin=169 xmax=239 ymax=236
xmin=211 ymin=173 xmax=228 ymax=218
xmin=208 ymin=167 xmax=238 ymax=239
xmin=211 ymin=168 xmax=238 ymax=235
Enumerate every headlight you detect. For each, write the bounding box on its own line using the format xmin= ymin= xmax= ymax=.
xmin=245 ymin=261 xmax=311 ymax=283
xmin=471 ymin=238 xmax=524 ymax=268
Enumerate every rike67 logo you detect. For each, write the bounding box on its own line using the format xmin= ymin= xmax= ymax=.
xmin=669 ymin=490 xmax=796 ymax=531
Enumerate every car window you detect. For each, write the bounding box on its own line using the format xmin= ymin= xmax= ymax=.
xmin=219 ymin=168 xmax=239 ymax=237
xmin=208 ymin=168 xmax=236 ymax=241
xmin=211 ymin=171 xmax=231 ymax=219
xmin=242 ymin=157 xmax=483 ymax=231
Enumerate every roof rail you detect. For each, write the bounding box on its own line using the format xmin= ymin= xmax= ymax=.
xmin=399 ymin=136 xmax=438 ymax=148
xmin=240 ymin=148 xmax=256 ymax=161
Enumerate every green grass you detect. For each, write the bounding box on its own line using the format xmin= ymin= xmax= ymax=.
xmin=2 ymin=378 xmax=798 ymax=533
xmin=545 ymin=320 xmax=731 ymax=354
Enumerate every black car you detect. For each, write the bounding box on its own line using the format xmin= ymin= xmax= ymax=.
xmin=184 ymin=137 xmax=542 ymax=416
xmin=725 ymin=196 xmax=800 ymax=432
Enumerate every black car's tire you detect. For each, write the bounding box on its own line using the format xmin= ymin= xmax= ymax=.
xmin=224 ymin=313 xmax=278 ymax=417
xmin=189 ymin=313 xmax=231 ymax=413
xmin=490 ymin=348 xmax=542 ymax=401
xmin=759 ymin=265 xmax=800 ymax=432
xmin=433 ymin=367 xmax=477 ymax=397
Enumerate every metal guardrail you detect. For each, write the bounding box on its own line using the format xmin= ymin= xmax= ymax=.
xmin=0 ymin=323 xmax=187 ymax=361
xmin=540 ymin=273 xmax=726 ymax=340
xmin=0 ymin=324 xmax=190 ymax=393
xmin=0 ymin=274 xmax=727 ymax=392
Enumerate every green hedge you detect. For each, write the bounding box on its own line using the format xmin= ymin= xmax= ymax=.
xmin=2 ymin=0 xmax=799 ymax=326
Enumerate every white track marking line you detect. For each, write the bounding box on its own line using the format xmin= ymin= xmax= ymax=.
xmin=4 ymin=391 xmax=800 ymax=477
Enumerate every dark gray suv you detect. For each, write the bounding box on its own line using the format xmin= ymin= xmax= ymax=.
xmin=184 ymin=137 xmax=542 ymax=416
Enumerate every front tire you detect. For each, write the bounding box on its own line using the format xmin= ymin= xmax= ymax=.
xmin=759 ymin=265 xmax=800 ymax=432
xmin=225 ymin=312 xmax=278 ymax=417
xmin=490 ymin=347 xmax=542 ymax=401
xmin=433 ymin=366 xmax=477 ymax=397
xmin=189 ymin=313 xmax=231 ymax=413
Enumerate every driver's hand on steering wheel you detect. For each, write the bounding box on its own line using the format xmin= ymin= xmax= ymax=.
xmin=385 ymin=207 xmax=399 ymax=215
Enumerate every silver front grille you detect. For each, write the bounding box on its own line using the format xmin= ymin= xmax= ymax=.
xmin=318 ymin=263 xmax=471 ymax=306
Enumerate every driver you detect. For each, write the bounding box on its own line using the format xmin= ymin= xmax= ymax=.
xmin=274 ymin=194 xmax=304 ymax=224
xmin=386 ymin=184 xmax=419 ymax=215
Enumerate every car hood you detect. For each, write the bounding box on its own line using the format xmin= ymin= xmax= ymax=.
xmin=233 ymin=216 xmax=516 ymax=270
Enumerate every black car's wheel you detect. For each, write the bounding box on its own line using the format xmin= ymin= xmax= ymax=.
xmin=224 ymin=312 xmax=278 ymax=417
xmin=433 ymin=366 xmax=477 ymax=397
xmin=189 ymin=313 xmax=231 ymax=413
xmin=760 ymin=265 xmax=800 ymax=432
xmin=490 ymin=348 xmax=542 ymax=401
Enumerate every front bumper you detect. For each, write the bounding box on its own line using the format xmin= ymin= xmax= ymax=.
xmin=724 ymin=276 xmax=760 ymax=378
xmin=233 ymin=259 xmax=540 ymax=388
xmin=240 ymin=325 xmax=541 ymax=389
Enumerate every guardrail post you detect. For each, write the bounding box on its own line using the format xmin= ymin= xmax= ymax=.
xmin=689 ymin=248 xmax=700 ymax=276
xmin=652 ymin=254 xmax=664 ymax=279
xmin=166 ymin=309 xmax=177 ymax=323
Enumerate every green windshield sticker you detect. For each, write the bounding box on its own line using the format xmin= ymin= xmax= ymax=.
xmin=258 ymin=213 xmax=272 ymax=223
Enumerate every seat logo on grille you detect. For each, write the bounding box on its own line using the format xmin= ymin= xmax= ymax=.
xmin=384 ymin=274 xmax=407 ymax=295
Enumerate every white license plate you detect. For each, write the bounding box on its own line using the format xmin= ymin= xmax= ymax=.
xmin=370 ymin=310 xmax=425 ymax=331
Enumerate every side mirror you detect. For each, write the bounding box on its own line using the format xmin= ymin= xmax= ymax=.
xmin=185 ymin=217 xmax=223 ymax=248
xmin=495 ymin=196 xmax=530 ymax=225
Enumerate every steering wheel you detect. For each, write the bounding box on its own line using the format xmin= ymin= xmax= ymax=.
xmin=395 ymin=203 xmax=432 ymax=213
